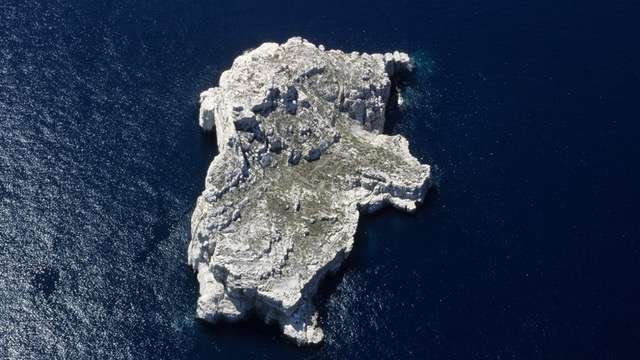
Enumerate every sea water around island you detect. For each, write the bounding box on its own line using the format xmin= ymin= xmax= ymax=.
xmin=1 ymin=0 xmax=638 ymax=359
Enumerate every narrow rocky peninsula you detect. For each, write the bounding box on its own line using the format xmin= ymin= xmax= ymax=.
xmin=188 ymin=37 xmax=431 ymax=345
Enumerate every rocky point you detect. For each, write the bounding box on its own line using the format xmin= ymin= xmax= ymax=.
xmin=189 ymin=37 xmax=432 ymax=345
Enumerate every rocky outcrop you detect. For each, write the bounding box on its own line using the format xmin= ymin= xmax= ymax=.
xmin=189 ymin=37 xmax=431 ymax=345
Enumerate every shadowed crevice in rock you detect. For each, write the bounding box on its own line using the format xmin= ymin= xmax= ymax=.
xmin=188 ymin=37 xmax=432 ymax=345
xmin=384 ymin=65 xmax=417 ymax=135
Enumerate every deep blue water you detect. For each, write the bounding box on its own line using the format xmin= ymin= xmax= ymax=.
xmin=1 ymin=0 xmax=639 ymax=358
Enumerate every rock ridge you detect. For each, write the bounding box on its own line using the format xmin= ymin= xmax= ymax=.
xmin=189 ymin=37 xmax=431 ymax=345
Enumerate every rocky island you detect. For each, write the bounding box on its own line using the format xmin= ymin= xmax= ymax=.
xmin=188 ymin=37 xmax=432 ymax=345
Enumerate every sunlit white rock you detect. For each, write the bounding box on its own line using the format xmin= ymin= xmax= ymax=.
xmin=189 ymin=37 xmax=430 ymax=345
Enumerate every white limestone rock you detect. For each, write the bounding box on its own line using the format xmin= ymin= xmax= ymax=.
xmin=189 ymin=37 xmax=430 ymax=345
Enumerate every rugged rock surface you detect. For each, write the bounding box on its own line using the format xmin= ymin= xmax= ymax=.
xmin=189 ymin=37 xmax=431 ymax=345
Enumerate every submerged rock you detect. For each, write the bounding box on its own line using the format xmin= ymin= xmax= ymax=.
xmin=189 ymin=37 xmax=431 ymax=345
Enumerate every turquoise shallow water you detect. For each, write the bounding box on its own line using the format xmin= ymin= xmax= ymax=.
xmin=1 ymin=0 xmax=639 ymax=358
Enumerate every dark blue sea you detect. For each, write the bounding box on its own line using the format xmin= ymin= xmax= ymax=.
xmin=1 ymin=0 xmax=639 ymax=358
